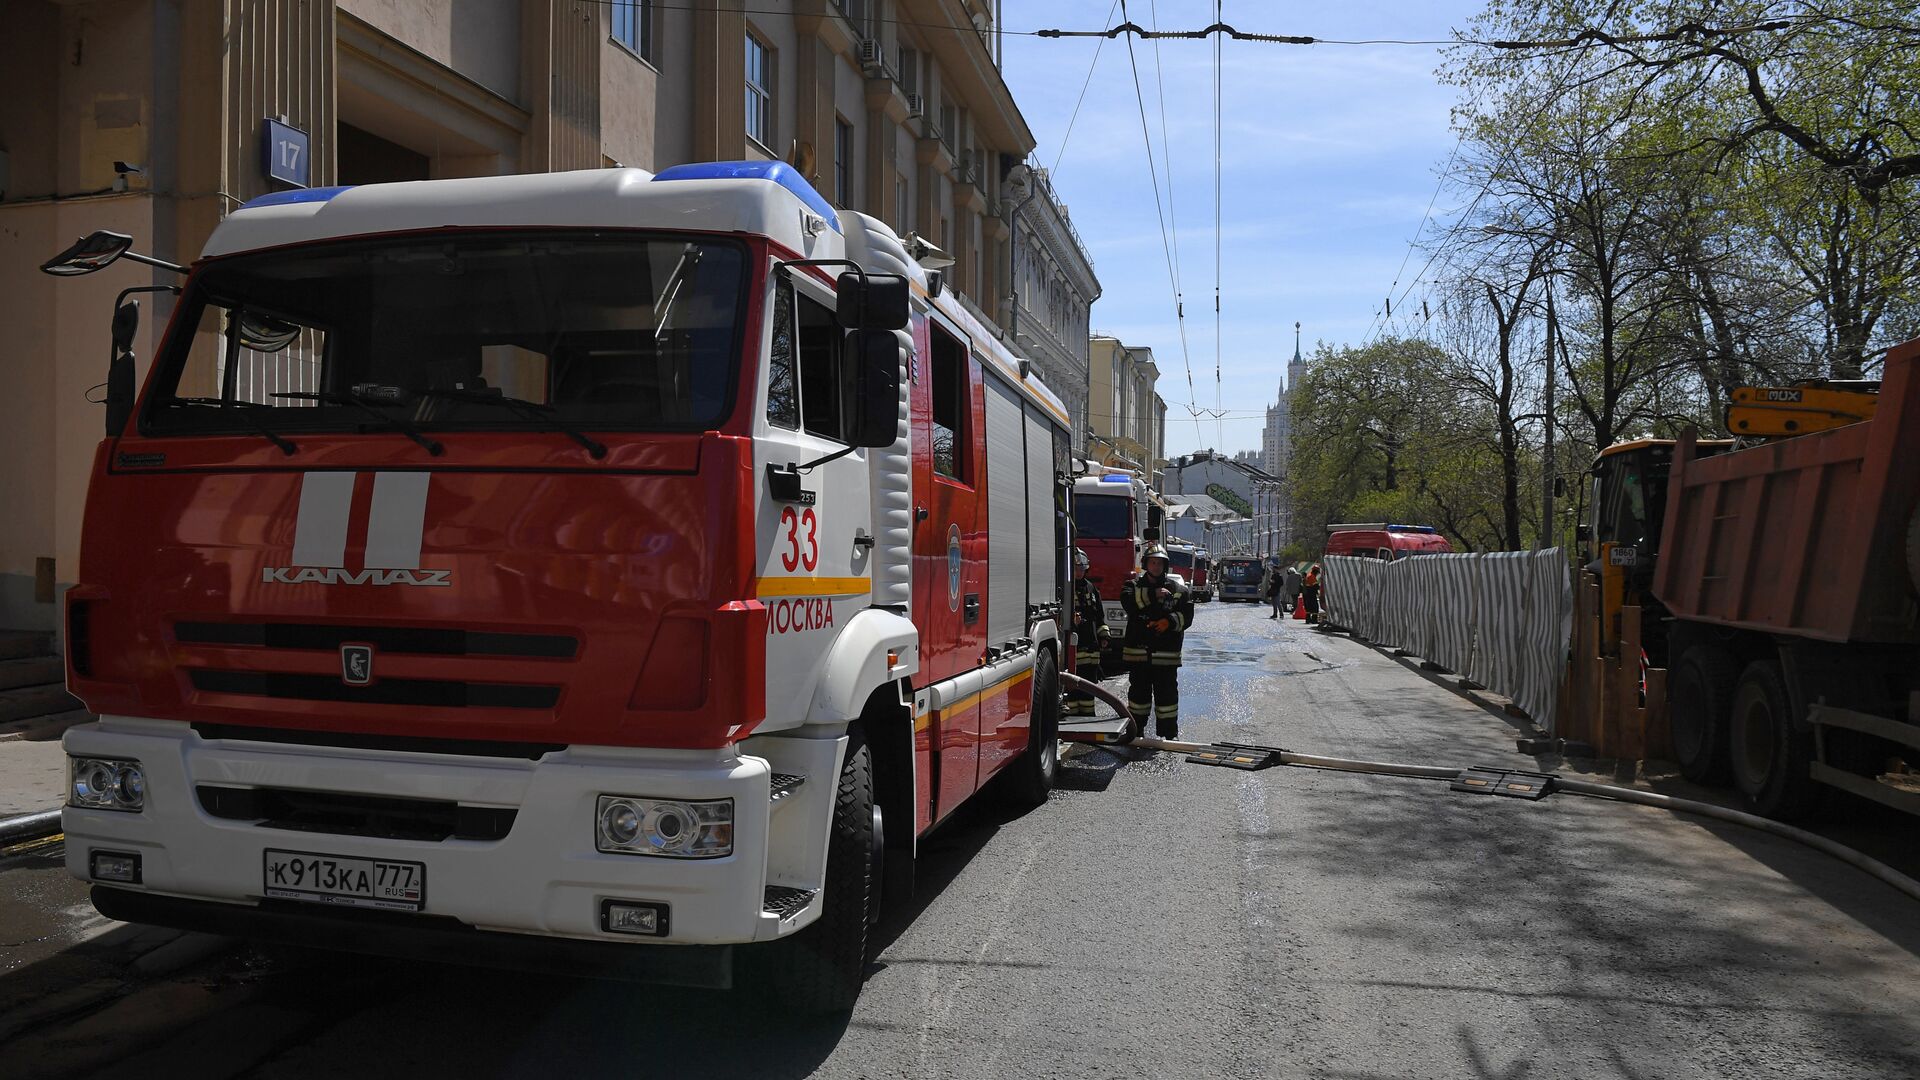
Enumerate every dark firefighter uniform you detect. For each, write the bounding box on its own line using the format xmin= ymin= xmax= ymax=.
xmin=1068 ymin=551 xmax=1109 ymax=716
xmin=1120 ymin=546 xmax=1196 ymax=739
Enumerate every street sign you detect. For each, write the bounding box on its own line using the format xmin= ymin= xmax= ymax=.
xmin=261 ymin=119 xmax=310 ymax=188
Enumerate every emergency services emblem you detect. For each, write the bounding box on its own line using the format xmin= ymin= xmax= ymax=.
xmin=947 ymin=524 xmax=963 ymax=611
xmin=340 ymin=644 xmax=374 ymax=686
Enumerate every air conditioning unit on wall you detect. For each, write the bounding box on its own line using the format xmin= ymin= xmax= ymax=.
xmin=905 ymin=92 xmax=925 ymax=118
xmin=857 ymin=40 xmax=887 ymax=75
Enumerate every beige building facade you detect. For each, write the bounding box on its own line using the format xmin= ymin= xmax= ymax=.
xmin=0 ymin=0 xmax=1037 ymax=636
xmin=1087 ymin=335 xmax=1166 ymax=488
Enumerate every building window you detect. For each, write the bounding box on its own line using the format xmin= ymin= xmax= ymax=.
xmin=745 ymin=32 xmax=774 ymax=149
xmin=899 ymin=47 xmax=918 ymax=95
xmin=834 ymin=117 xmax=853 ymax=208
xmin=896 ymin=177 xmax=911 ymax=234
xmin=611 ymin=0 xmax=654 ymax=60
xmin=837 ymin=0 xmax=868 ymax=35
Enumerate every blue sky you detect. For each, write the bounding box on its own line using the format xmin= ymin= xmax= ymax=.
xmin=1000 ymin=1 xmax=1481 ymax=458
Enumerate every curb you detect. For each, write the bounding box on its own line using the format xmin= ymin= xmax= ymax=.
xmin=0 ymin=808 xmax=63 ymax=847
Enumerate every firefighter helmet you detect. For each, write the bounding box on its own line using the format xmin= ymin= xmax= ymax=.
xmin=1073 ymin=548 xmax=1091 ymax=570
xmin=1142 ymin=545 xmax=1170 ymax=574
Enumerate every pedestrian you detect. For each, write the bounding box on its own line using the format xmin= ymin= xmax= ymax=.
xmin=1121 ymin=545 xmax=1196 ymax=740
xmin=1264 ymin=560 xmax=1285 ymax=619
xmin=1066 ymin=548 xmax=1109 ymax=716
xmin=1282 ymin=564 xmax=1302 ymax=614
xmin=1301 ymin=563 xmax=1322 ymax=625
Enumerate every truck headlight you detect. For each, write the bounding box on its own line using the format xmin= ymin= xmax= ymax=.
xmin=70 ymin=757 xmax=146 ymax=812
xmin=595 ymin=796 xmax=732 ymax=858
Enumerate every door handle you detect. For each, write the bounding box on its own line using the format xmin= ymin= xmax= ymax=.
xmin=964 ymin=594 xmax=980 ymax=623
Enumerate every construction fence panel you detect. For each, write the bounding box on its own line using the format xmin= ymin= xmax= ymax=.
xmin=1322 ymin=551 xmax=1571 ymax=733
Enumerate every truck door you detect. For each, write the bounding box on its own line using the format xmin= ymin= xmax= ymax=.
xmin=756 ymin=270 xmax=874 ymax=730
xmin=913 ymin=315 xmax=984 ymax=825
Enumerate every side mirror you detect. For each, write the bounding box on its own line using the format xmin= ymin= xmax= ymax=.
xmin=836 ymin=272 xmax=910 ymax=331
xmin=848 ymin=328 xmax=901 ymax=448
xmin=41 ymin=231 xmax=135 ymax=276
xmin=111 ymin=297 xmax=140 ymax=354
xmin=106 ymin=299 xmax=139 ymax=435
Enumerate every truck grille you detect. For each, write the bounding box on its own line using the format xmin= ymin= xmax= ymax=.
xmin=197 ymin=785 xmax=516 ymax=842
xmin=175 ymin=621 xmax=577 ymax=658
xmin=193 ymin=723 xmax=563 ymax=760
xmin=189 ymin=670 xmax=560 ymax=709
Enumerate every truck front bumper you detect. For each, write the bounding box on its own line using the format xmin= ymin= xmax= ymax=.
xmin=62 ymin=716 xmax=842 ymax=956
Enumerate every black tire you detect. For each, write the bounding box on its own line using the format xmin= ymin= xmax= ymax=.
xmin=1670 ymin=647 xmax=1736 ymax=784
xmin=1002 ymin=649 xmax=1060 ymax=806
xmin=766 ymin=734 xmax=876 ymax=1014
xmin=1728 ymin=660 xmax=1820 ymax=820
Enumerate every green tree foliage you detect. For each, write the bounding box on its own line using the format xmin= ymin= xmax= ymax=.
xmin=1293 ymin=1 xmax=1920 ymax=557
xmin=1291 ymin=338 xmax=1540 ymax=553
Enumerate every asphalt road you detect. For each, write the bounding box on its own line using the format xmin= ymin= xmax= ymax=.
xmin=5 ymin=602 xmax=1920 ymax=1078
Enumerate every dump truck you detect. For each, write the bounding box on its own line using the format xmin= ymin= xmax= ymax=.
xmin=1647 ymin=339 xmax=1920 ymax=819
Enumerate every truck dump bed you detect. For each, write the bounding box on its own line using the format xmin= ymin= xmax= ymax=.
xmin=1654 ymin=340 xmax=1920 ymax=645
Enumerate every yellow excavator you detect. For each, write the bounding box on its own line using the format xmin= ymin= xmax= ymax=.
xmin=1725 ymin=379 xmax=1880 ymax=439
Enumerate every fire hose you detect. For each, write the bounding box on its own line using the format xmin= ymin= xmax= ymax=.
xmin=1057 ymin=671 xmax=1920 ymax=905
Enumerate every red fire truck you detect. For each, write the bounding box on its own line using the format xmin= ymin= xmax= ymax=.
xmin=1069 ymin=469 xmax=1154 ymax=661
xmin=47 ymin=162 xmax=1071 ymax=1011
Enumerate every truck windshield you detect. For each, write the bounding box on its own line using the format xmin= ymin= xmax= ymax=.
xmin=143 ymin=232 xmax=746 ymax=437
xmin=1073 ymin=495 xmax=1133 ymax=539
xmin=1223 ymin=561 xmax=1260 ymax=583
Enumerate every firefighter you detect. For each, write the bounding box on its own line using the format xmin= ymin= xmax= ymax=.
xmin=1120 ymin=545 xmax=1196 ymax=739
xmin=1066 ymin=548 xmax=1109 ymax=716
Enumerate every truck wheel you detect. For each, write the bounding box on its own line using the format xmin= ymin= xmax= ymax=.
xmin=766 ymin=734 xmax=876 ymax=1014
xmin=1728 ymin=661 xmax=1820 ymax=820
xmin=1670 ymin=648 xmax=1736 ymax=784
xmin=1001 ymin=649 xmax=1060 ymax=807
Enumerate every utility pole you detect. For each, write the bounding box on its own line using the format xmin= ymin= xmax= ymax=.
xmin=1540 ymin=280 xmax=1557 ymax=551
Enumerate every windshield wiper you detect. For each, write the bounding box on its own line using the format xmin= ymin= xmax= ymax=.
xmin=162 ymin=396 xmax=297 ymax=456
xmin=652 ymin=244 xmax=704 ymax=344
xmin=271 ymin=391 xmax=444 ymax=455
xmin=404 ymin=387 xmax=608 ymax=459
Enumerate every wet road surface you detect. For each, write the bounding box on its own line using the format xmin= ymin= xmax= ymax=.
xmin=5 ymin=602 xmax=1919 ymax=1078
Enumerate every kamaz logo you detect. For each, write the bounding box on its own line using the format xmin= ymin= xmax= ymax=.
xmin=261 ymin=567 xmax=452 ymax=587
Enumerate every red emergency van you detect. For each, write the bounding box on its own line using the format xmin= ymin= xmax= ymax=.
xmin=1323 ymin=523 xmax=1454 ymax=560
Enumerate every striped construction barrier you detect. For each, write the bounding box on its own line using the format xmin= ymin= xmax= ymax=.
xmin=1321 ymin=550 xmax=1571 ymax=733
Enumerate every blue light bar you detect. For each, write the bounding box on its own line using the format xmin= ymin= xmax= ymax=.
xmin=240 ymin=186 xmax=355 ymax=210
xmin=1386 ymin=525 xmax=1439 ymax=533
xmin=1101 ymin=473 xmax=1131 ymax=482
xmin=652 ymin=161 xmax=841 ymax=233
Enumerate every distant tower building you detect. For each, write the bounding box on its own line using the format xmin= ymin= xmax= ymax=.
xmin=1262 ymin=322 xmax=1305 ymax=477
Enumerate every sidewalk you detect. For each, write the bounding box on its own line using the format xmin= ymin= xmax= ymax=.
xmin=0 ymin=712 xmax=89 ymax=818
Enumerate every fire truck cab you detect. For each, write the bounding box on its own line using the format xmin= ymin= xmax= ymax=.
xmin=1070 ymin=469 xmax=1153 ymax=656
xmin=50 ymin=163 xmax=1071 ymax=1011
